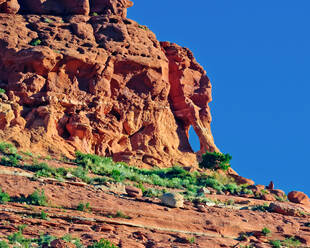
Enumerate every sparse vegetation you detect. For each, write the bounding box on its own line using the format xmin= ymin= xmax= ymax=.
xmin=0 ymin=240 xmax=9 ymax=248
xmin=261 ymin=227 xmax=271 ymax=236
xmin=87 ymin=238 xmax=118 ymax=248
xmin=270 ymin=237 xmax=301 ymax=248
xmin=0 ymin=188 xmax=10 ymax=204
xmin=115 ymin=210 xmax=130 ymax=219
xmin=0 ymin=88 xmax=5 ymax=94
xmin=40 ymin=210 xmax=49 ymax=220
xmin=252 ymin=203 xmax=270 ymax=212
xmin=77 ymin=202 xmax=91 ymax=212
xmin=138 ymin=25 xmax=148 ymax=31
xmin=187 ymin=236 xmax=196 ymax=244
xmin=43 ymin=17 xmax=52 ymax=23
xmin=29 ymin=38 xmax=42 ymax=46
xmin=199 ymin=151 xmax=232 ymax=171
xmin=15 ymin=189 xmax=48 ymax=206
xmin=91 ymin=12 xmax=99 ymax=16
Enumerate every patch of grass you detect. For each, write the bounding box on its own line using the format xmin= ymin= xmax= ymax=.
xmin=43 ymin=17 xmax=52 ymax=23
xmin=8 ymin=225 xmax=30 ymax=246
xmin=77 ymin=202 xmax=91 ymax=212
xmin=270 ymin=237 xmax=301 ymax=248
xmin=0 ymin=240 xmax=9 ymax=248
xmin=269 ymin=240 xmax=281 ymax=248
xmin=261 ymin=227 xmax=271 ymax=236
xmin=37 ymin=234 xmax=56 ymax=247
xmin=252 ymin=203 xmax=270 ymax=212
xmin=0 ymin=88 xmax=5 ymax=94
xmin=187 ymin=236 xmax=196 ymax=244
xmin=199 ymin=151 xmax=232 ymax=171
xmin=29 ymin=38 xmax=42 ymax=46
xmin=16 ymin=189 xmax=48 ymax=206
xmin=115 ymin=210 xmax=130 ymax=219
xmin=0 ymin=142 xmax=18 ymax=155
xmin=275 ymin=195 xmax=288 ymax=202
xmin=138 ymin=25 xmax=148 ymax=31
xmin=260 ymin=189 xmax=269 ymax=195
xmin=0 ymin=188 xmax=10 ymax=204
xmin=282 ymin=237 xmax=301 ymax=247
xmin=87 ymin=238 xmax=118 ymax=248
xmin=242 ymin=188 xmax=254 ymax=195
xmin=40 ymin=210 xmax=49 ymax=220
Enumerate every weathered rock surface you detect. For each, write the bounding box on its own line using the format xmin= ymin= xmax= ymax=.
xmin=288 ymin=191 xmax=310 ymax=205
xmin=160 ymin=192 xmax=184 ymax=208
xmin=269 ymin=202 xmax=305 ymax=217
xmin=125 ymin=185 xmax=142 ymax=198
xmin=0 ymin=0 xmax=218 ymax=168
xmin=0 ymin=0 xmax=133 ymax=17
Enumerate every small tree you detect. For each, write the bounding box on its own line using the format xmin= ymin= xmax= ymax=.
xmin=199 ymin=151 xmax=232 ymax=171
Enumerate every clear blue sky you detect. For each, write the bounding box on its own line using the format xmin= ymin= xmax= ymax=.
xmin=128 ymin=1 xmax=310 ymax=196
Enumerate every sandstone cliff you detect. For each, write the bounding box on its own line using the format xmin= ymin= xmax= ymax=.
xmin=0 ymin=0 xmax=218 ymax=168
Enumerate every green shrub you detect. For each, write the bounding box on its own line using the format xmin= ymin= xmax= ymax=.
xmin=19 ymin=190 xmax=48 ymax=206
xmin=252 ymin=203 xmax=270 ymax=212
xmin=37 ymin=234 xmax=56 ymax=247
xmin=282 ymin=237 xmax=301 ymax=247
xmin=43 ymin=18 xmax=52 ymax=23
xmin=269 ymin=240 xmax=281 ymax=248
xmin=0 ymin=155 xmax=20 ymax=167
xmin=261 ymin=227 xmax=271 ymax=236
xmin=77 ymin=202 xmax=91 ymax=212
xmin=0 ymin=142 xmax=18 ymax=155
xmin=41 ymin=210 xmax=48 ymax=220
xmin=115 ymin=210 xmax=130 ymax=219
xmin=8 ymin=225 xmax=30 ymax=246
xmin=87 ymin=239 xmax=118 ymax=248
xmin=0 ymin=240 xmax=9 ymax=248
xmin=0 ymin=88 xmax=5 ymax=94
xmin=199 ymin=151 xmax=232 ymax=171
xmin=138 ymin=25 xmax=148 ymax=31
xmin=0 ymin=188 xmax=10 ymax=204
xmin=29 ymin=38 xmax=42 ymax=46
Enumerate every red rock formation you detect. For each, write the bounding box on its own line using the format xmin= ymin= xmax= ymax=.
xmin=0 ymin=0 xmax=218 ymax=168
xmin=288 ymin=191 xmax=310 ymax=205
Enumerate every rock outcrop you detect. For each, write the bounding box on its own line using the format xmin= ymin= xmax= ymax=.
xmin=0 ymin=0 xmax=218 ymax=168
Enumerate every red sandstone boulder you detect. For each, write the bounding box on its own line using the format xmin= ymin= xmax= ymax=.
xmin=288 ymin=191 xmax=310 ymax=205
xmin=229 ymin=174 xmax=255 ymax=185
xmin=261 ymin=194 xmax=276 ymax=201
xmin=125 ymin=186 xmax=142 ymax=198
xmin=0 ymin=0 xmax=19 ymax=14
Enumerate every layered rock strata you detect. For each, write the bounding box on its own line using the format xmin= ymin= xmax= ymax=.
xmin=0 ymin=0 xmax=218 ymax=167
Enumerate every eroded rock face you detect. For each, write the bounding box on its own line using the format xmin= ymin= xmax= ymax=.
xmin=0 ymin=1 xmax=218 ymax=168
xmin=0 ymin=0 xmax=133 ymax=17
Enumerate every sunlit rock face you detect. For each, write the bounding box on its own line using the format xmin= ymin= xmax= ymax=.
xmin=0 ymin=0 xmax=218 ymax=168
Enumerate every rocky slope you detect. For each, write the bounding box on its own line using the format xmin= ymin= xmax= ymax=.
xmin=0 ymin=0 xmax=218 ymax=168
xmin=0 ymin=146 xmax=309 ymax=248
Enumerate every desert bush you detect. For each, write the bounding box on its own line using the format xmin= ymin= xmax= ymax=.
xmin=29 ymin=38 xmax=41 ymax=46
xmin=77 ymin=202 xmax=91 ymax=212
xmin=88 ymin=238 xmax=118 ymax=248
xmin=199 ymin=151 xmax=232 ymax=171
xmin=17 ymin=189 xmax=48 ymax=206
xmin=261 ymin=227 xmax=271 ymax=236
xmin=0 ymin=188 xmax=10 ymax=204
xmin=0 ymin=240 xmax=9 ymax=248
